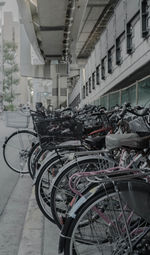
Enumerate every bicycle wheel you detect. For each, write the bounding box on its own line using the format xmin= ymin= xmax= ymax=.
xmin=34 ymin=144 xmax=88 ymax=222
xmin=28 ymin=142 xmax=52 ymax=179
xmin=51 ymin=155 xmax=115 ymax=229
xmin=3 ymin=130 xmax=37 ymax=174
xmin=62 ymin=183 xmax=149 ymax=255
xmin=35 ymin=154 xmax=64 ymax=222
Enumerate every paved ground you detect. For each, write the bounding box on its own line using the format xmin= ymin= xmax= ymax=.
xmin=0 ymin=175 xmax=32 ymax=255
xmin=0 ymin=118 xmax=19 ymax=216
xmin=18 ymin=187 xmax=60 ymax=255
xmin=0 ymin=115 xmax=60 ymax=255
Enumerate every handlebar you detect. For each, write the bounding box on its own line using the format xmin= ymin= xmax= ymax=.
xmin=120 ymin=103 xmax=149 ymax=117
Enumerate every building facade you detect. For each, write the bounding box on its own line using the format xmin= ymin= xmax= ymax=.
xmin=16 ymin=0 xmax=150 ymax=109
xmin=69 ymin=0 xmax=150 ymax=108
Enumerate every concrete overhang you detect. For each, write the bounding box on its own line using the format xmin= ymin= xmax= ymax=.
xmin=17 ymin=0 xmax=119 ymax=66
xmin=16 ymin=0 xmax=44 ymax=65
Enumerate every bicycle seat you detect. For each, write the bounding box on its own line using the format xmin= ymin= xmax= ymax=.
xmin=85 ymin=136 xmax=105 ymax=149
xmin=106 ymin=133 xmax=150 ymax=150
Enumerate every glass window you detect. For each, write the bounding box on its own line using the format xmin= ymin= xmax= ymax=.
xmin=121 ymin=84 xmax=136 ymax=105
xmin=92 ymin=72 xmax=95 ymax=89
xmin=108 ymin=48 xmax=113 ymax=74
xmin=116 ymin=33 xmax=125 ymax=65
xmin=126 ymin=22 xmax=133 ymax=54
xmin=86 ymin=82 xmax=88 ymax=96
xmin=101 ymin=58 xmax=106 ymax=80
xmin=82 ymin=85 xmax=86 ymax=99
xmin=100 ymin=95 xmax=108 ymax=108
xmin=109 ymin=91 xmax=120 ymax=109
xmin=94 ymin=99 xmax=100 ymax=106
xmin=141 ymin=0 xmax=149 ymax=38
xmin=96 ymin=65 xmax=100 ymax=85
xmin=116 ymin=37 xmax=122 ymax=65
xmin=89 ymin=78 xmax=92 ymax=93
xmin=138 ymin=77 xmax=150 ymax=106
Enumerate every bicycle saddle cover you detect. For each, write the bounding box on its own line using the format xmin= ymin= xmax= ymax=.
xmin=106 ymin=133 xmax=150 ymax=150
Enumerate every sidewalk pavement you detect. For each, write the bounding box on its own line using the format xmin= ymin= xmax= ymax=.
xmin=17 ymin=186 xmax=60 ymax=255
xmin=0 ymin=116 xmax=60 ymax=255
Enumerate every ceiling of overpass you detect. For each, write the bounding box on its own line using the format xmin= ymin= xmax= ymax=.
xmin=29 ymin=0 xmax=119 ymax=63
xmin=77 ymin=0 xmax=119 ymax=59
xmin=30 ymin=0 xmax=68 ymax=60
xmin=76 ymin=0 xmax=109 ymax=57
xmin=37 ymin=0 xmax=66 ymax=57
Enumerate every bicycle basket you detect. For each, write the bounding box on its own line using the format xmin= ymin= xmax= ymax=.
xmin=119 ymin=180 xmax=150 ymax=224
xmin=34 ymin=118 xmax=51 ymax=136
xmin=69 ymin=119 xmax=84 ymax=139
xmin=5 ymin=111 xmax=30 ymax=128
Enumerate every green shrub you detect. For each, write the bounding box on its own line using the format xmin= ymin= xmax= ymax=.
xmin=5 ymin=104 xmax=15 ymax=111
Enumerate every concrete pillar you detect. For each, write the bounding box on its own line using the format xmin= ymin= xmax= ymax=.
xmin=57 ymin=73 xmax=60 ymax=108
xmin=51 ymin=64 xmax=68 ymax=109
xmin=51 ymin=64 xmax=58 ymax=109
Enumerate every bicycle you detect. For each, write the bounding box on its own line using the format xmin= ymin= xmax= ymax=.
xmin=3 ymin=109 xmax=38 ymax=174
xmin=59 ymin=133 xmax=150 ymax=254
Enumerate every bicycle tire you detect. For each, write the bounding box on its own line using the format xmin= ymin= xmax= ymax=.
xmin=35 ymin=154 xmax=64 ymax=223
xmin=28 ymin=142 xmax=41 ymax=178
xmin=28 ymin=141 xmax=59 ymax=179
xmin=28 ymin=143 xmax=51 ymax=179
xmin=3 ymin=130 xmax=37 ymax=174
xmin=34 ymin=146 xmax=88 ymax=222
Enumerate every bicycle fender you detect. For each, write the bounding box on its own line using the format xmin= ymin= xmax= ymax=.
xmin=59 ymin=217 xmax=73 ymax=253
xmin=59 ymin=185 xmax=100 ymax=253
xmin=69 ymin=185 xmax=100 ymax=218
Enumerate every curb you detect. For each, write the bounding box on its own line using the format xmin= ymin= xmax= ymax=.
xmin=18 ymin=187 xmax=44 ymax=255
